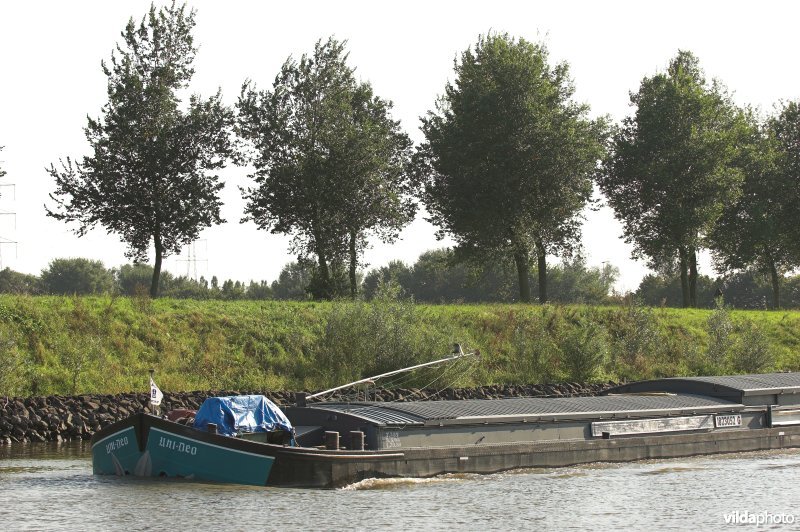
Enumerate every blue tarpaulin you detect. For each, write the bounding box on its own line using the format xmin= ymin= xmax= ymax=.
xmin=193 ymin=395 xmax=293 ymax=437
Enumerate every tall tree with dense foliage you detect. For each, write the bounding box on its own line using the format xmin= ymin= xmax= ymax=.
xmin=335 ymin=83 xmax=415 ymax=297
xmin=599 ymin=51 xmax=746 ymax=307
xmin=418 ymin=33 xmax=606 ymax=303
xmin=768 ymin=101 xmax=800 ymax=303
xmin=237 ymin=38 xmax=415 ymax=299
xmin=708 ymin=110 xmax=799 ymax=308
xmin=46 ymin=3 xmax=233 ymax=297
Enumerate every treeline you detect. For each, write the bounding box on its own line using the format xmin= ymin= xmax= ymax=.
xmin=8 ymin=4 xmax=796 ymax=308
xmin=0 ymin=253 xmax=616 ymax=303
xmin=4 ymin=252 xmax=799 ymax=309
xmin=636 ymin=271 xmax=800 ymax=310
xmin=0 ymin=260 xmax=269 ymax=300
xmin=363 ymin=250 xmax=618 ymax=304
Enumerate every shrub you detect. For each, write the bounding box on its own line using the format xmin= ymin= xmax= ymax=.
xmin=510 ymin=316 xmax=559 ymax=383
xmin=606 ymin=302 xmax=661 ymax=379
xmin=559 ymin=320 xmax=608 ymax=382
xmin=309 ymin=281 xmax=466 ymax=390
xmin=0 ymin=329 xmax=28 ymax=396
xmin=730 ymin=319 xmax=774 ymax=373
xmin=705 ymin=299 xmax=735 ymax=373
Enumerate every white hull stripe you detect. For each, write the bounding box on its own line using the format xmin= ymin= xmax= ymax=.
xmin=150 ymin=427 xmax=276 ymax=460
xmin=92 ymin=427 xmax=135 ymax=449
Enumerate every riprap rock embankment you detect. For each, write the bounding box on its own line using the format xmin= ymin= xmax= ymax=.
xmin=0 ymin=381 xmax=615 ymax=445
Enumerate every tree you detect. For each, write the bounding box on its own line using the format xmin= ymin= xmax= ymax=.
xmin=635 ymin=272 xmax=717 ymax=308
xmin=418 ymin=33 xmax=606 ymax=303
xmin=221 ymin=279 xmax=246 ymax=300
xmin=237 ymin=38 xmax=415 ymax=299
xmin=408 ymin=248 xmax=519 ymax=303
xmin=599 ymin=51 xmax=746 ymax=307
xmin=46 ymin=3 xmax=233 ymax=297
xmin=719 ymin=270 xmax=777 ymax=309
xmin=115 ymin=262 xmax=178 ymax=296
xmin=40 ymin=258 xmax=114 ymax=295
xmin=765 ymin=100 xmax=800 ymax=305
xmin=545 ymin=254 xmax=619 ymax=304
xmin=363 ymin=260 xmax=413 ymax=300
xmin=708 ymin=109 xmax=799 ymax=308
xmin=271 ymin=261 xmax=314 ymax=300
xmin=246 ymin=280 xmax=273 ymax=300
xmin=0 ymin=268 xmax=40 ymax=295
xmin=334 ymin=83 xmax=415 ymax=298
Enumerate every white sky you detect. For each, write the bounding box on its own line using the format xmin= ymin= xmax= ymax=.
xmin=1 ymin=0 xmax=798 ymax=292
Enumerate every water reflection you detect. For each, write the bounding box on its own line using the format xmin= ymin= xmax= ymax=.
xmin=0 ymin=445 xmax=798 ymax=531
xmin=0 ymin=440 xmax=90 ymax=461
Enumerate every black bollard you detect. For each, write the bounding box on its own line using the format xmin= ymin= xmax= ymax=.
xmin=350 ymin=431 xmax=365 ymax=451
xmin=325 ymin=431 xmax=340 ymax=450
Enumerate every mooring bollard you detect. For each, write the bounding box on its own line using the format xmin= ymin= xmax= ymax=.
xmin=325 ymin=431 xmax=340 ymax=450
xmin=207 ymin=423 xmax=217 ymax=435
xmin=350 ymin=431 xmax=365 ymax=451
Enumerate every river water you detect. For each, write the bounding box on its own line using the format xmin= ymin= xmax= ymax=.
xmin=1 ymin=443 xmax=798 ymax=531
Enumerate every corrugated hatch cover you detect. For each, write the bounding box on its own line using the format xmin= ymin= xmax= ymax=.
xmin=675 ymin=373 xmax=800 ymax=393
xmin=603 ymin=372 xmax=800 ymax=399
xmin=315 ymin=394 xmax=741 ymax=426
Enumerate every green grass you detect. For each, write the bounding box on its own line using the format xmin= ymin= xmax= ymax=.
xmin=0 ymin=294 xmax=798 ymax=396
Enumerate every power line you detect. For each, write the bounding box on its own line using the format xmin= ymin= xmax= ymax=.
xmin=0 ymin=171 xmax=16 ymax=270
xmin=175 ymin=239 xmax=208 ymax=281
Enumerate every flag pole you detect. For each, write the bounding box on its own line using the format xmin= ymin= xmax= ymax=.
xmin=149 ymin=368 xmax=163 ymax=416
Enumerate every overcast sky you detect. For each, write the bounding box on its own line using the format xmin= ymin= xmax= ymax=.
xmin=0 ymin=0 xmax=798 ymax=292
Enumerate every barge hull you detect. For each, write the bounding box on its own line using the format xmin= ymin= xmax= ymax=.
xmin=90 ymin=373 xmax=800 ymax=488
xmin=269 ymin=425 xmax=800 ymax=488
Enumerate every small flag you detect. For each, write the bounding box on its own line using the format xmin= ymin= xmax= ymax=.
xmin=150 ymin=376 xmax=163 ymax=407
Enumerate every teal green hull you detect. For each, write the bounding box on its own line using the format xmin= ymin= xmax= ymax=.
xmin=145 ymin=426 xmax=274 ymax=485
xmin=91 ymin=415 xmax=275 ymax=486
xmin=92 ymin=426 xmax=143 ymax=476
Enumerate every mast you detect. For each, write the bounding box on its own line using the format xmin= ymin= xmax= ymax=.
xmin=298 ymin=343 xmax=478 ymax=405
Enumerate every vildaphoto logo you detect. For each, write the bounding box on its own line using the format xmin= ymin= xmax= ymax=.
xmin=723 ymin=510 xmax=796 ymax=526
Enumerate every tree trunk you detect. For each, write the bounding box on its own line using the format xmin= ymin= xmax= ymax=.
xmin=317 ymin=249 xmax=331 ymax=300
xmin=150 ymin=230 xmax=162 ymax=298
xmin=688 ymin=247 xmax=698 ymax=308
xmin=678 ymin=247 xmax=689 ymax=308
xmin=309 ymin=219 xmax=333 ymax=300
xmin=348 ymin=229 xmax=358 ymax=299
xmin=535 ymin=240 xmax=547 ymax=304
xmin=513 ymin=248 xmax=531 ymax=303
xmin=768 ymin=257 xmax=781 ymax=309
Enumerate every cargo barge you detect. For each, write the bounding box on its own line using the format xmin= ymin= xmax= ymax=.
xmin=91 ymin=372 xmax=800 ymax=488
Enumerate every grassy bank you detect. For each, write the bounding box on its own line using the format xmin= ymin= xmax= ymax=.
xmin=0 ymin=294 xmax=798 ymax=396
